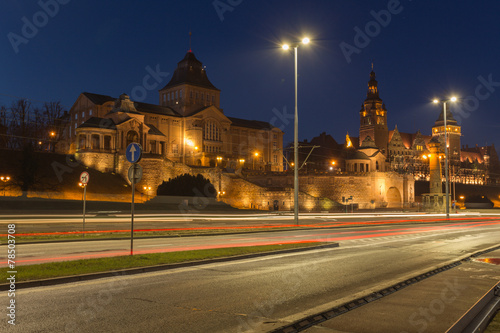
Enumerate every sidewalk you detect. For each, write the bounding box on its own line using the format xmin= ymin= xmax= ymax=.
xmin=304 ymin=250 xmax=500 ymax=333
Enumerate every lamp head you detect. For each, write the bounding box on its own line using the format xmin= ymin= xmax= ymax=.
xmin=433 ymin=99 xmax=439 ymax=104
xmin=282 ymin=44 xmax=290 ymax=50
xmin=450 ymin=96 xmax=457 ymax=102
xmin=302 ymin=37 xmax=310 ymax=44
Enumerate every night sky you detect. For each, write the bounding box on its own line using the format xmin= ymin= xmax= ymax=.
xmin=2 ymin=0 xmax=500 ymax=148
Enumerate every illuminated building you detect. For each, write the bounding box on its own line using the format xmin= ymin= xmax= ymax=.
xmin=60 ymin=51 xmax=284 ymax=173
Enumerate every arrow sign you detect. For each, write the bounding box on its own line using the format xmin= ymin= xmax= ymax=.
xmin=126 ymin=143 xmax=142 ymax=164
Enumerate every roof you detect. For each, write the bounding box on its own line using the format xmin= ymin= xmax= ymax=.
xmin=347 ymin=151 xmax=370 ymax=161
xmin=146 ymin=124 xmax=166 ymax=137
xmin=82 ymin=92 xmax=115 ymax=105
xmin=228 ymin=117 xmax=275 ymax=130
xmin=82 ymin=92 xmax=181 ymax=117
xmin=160 ymin=52 xmax=220 ymax=91
xmin=388 ymin=128 xmax=432 ymax=149
xmin=77 ymin=117 xmax=116 ymax=130
xmin=461 ymin=151 xmax=484 ymax=163
xmin=360 ymin=135 xmax=378 ymax=149
xmin=434 ymin=107 xmax=458 ymax=126
xmin=135 ymin=101 xmax=180 ymax=117
xmin=399 ymin=132 xmax=413 ymax=149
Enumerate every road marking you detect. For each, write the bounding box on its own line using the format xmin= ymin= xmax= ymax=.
xmin=137 ymin=244 xmax=172 ymax=248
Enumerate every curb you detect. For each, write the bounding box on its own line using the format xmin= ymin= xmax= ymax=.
xmin=0 ymin=242 xmax=339 ymax=291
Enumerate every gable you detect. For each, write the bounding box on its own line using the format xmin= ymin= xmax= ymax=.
xmin=190 ymin=105 xmax=231 ymax=125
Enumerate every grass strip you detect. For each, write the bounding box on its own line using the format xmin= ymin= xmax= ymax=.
xmin=1 ymin=242 xmax=329 ymax=282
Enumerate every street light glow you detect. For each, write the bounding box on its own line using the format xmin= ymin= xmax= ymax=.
xmin=302 ymin=37 xmax=310 ymax=44
xmin=450 ymin=96 xmax=457 ymax=102
xmin=433 ymin=99 xmax=439 ymax=104
xmin=282 ymin=44 xmax=290 ymax=50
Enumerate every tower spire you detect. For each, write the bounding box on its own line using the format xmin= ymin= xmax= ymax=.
xmin=188 ymin=31 xmax=192 ymax=53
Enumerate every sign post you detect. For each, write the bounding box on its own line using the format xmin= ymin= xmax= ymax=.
xmin=126 ymin=143 xmax=142 ymax=255
xmin=80 ymin=171 xmax=90 ymax=238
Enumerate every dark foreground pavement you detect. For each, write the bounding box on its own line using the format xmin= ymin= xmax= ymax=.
xmin=301 ymin=250 xmax=500 ymax=333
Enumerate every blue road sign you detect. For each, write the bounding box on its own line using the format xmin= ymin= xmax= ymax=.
xmin=126 ymin=143 xmax=142 ymax=164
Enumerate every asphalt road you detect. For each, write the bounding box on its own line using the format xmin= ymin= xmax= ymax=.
xmin=0 ymin=212 xmax=484 ymax=233
xmin=1 ymin=218 xmax=499 ymax=332
xmin=1 ymin=218 xmax=499 ymax=265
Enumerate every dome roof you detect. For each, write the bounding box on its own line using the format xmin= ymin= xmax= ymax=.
xmin=434 ymin=107 xmax=458 ymax=127
xmin=161 ymin=52 xmax=219 ymax=91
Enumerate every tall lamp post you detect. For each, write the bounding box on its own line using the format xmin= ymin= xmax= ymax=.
xmin=433 ymin=96 xmax=457 ymax=219
xmin=282 ymin=37 xmax=310 ymax=225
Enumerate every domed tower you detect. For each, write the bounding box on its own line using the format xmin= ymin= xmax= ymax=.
xmin=359 ymin=68 xmax=388 ymax=155
xmin=159 ymin=51 xmax=221 ymax=116
xmin=431 ymin=105 xmax=461 ymax=165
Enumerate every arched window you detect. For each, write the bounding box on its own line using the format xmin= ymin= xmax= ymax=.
xmin=104 ymin=135 xmax=111 ymax=150
xmin=126 ymin=130 xmax=139 ymax=147
xmin=78 ymin=135 xmax=86 ymax=150
xmin=204 ymin=120 xmax=220 ymax=141
xmin=91 ymin=134 xmax=100 ymax=150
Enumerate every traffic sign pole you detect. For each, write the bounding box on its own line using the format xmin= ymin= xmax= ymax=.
xmin=131 ymin=165 xmax=135 ymax=256
xmin=79 ymin=171 xmax=90 ymax=238
xmin=126 ymin=143 xmax=142 ymax=256
xmin=83 ymin=185 xmax=86 ymax=238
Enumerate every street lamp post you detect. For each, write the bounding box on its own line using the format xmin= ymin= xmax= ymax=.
xmin=252 ymin=152 xmax=258 ymax=170
xmin=282 ymin=37 xmax=310 ymax=225
xmin=433 ymin=97 xmax=457 ymax=219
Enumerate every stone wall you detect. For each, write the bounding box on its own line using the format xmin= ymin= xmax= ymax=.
xmin=76 ymin=151 xmax=415 ymax=211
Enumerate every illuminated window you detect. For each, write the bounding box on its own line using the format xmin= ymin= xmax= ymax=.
xmin=204 ymin=120 xmax=220 ymax=141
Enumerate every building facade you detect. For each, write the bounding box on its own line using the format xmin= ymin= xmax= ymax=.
xmin=60 ymin=51 xmax=284 ymax=173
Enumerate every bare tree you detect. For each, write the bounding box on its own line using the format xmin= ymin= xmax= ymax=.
xmin=9 ymin=99 xmax=34 ymax=149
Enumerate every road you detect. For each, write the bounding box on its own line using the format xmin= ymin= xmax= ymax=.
xmin=0 ymin=217 xmax=499 ymax=332
xmin=1 ymin=217 xmax=498 ymax=265
xmin=0 ymin=212 xmax=484 ymax=233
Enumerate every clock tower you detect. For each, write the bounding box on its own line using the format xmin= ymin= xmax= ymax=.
xmin=359 ymin=69 xmax=388 ymax=155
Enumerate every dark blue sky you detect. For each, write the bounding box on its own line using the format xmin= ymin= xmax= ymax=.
xmin=2 ymin=0 xmax=500 ymax=147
